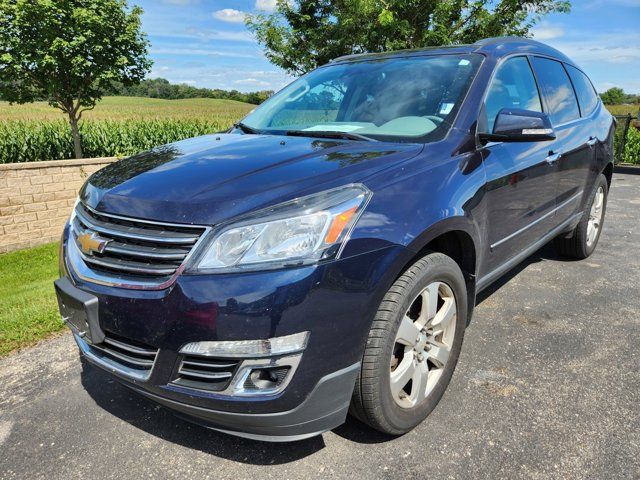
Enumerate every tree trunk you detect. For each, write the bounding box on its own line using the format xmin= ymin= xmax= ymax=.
xmin=68 ymin=115 xmax=83 ymax=159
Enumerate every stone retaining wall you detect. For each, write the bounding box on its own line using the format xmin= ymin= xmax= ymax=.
xmin=0 ymin=158 xmax=118 ymax=253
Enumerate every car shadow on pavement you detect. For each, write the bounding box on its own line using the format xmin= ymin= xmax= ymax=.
xmin=80 ymin=360 xmax=328 ymax=464
xmin=80 ymin=356 xmax=397 ymax=462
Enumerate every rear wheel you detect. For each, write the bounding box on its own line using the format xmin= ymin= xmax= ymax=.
xmin=555 ymin=173 xmax=608 ymax=259
xmin=350 ymin=252 xmax=467 ymax=435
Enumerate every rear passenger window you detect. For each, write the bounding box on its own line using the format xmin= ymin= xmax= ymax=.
xmin=566 ymin=65 xmax=599 ymax=116
xmin=530 ymin=57 xmax=580 ymax=125
xmin=484 ymin=57 xmax=542 ymax=133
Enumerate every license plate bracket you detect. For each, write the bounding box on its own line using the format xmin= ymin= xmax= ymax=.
xmin=54 ymin=277 xmax=104 ymax=344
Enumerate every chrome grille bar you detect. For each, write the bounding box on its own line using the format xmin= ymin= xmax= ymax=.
xmin=80 ymin=254 xmax=178 ymax=276
xmin=88 ymin=333 xmax=159 ymax=370
xmin=181 ymin=359 xmax=237 ymax=369
xmin=104 ymin=242 xmax=190 ymax=261
xmin=67 ymin=202 xmax=208 ymax=285
xmin=177 ymin=368 xmax=233 ymax=380
xmin=103 ymin=336 xmax=158 ymax=357
xmin=75 ymin=203 xmax=200 ymax=245
xmin=172 ymin=354 xmax=241 ymax=391
xmin=90 ymin=344 xmax=155 ymax=368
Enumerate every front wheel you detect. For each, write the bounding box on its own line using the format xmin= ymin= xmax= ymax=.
xmin=555 ymin=173 xmax=608 ymax=259
xmin=350 ymin=252 xmax=467 ymax=435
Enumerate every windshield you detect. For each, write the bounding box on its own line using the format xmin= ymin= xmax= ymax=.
xmin=241 ymin=53 xmax=482 ymax=143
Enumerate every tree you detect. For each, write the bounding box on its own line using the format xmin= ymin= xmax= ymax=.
xmin=600 ymin=87 xmax=625 ymax=105
xmin=247 ymin=0 xmax=571 ymax=75
xmin=0 ymin=0 xmax=151 ymax=158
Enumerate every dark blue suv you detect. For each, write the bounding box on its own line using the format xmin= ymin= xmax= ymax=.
xmin=55 ymin=37 xmax=614 ymax=441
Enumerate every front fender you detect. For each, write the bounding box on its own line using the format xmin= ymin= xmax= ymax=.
xmin=345 ymin=146 xmax=486 ymax=272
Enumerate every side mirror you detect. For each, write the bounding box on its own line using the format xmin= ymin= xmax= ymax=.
xmin=479 ymin=108 xmax=556 ymax=143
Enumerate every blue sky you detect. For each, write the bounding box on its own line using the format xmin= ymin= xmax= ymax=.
xmin=137 ymin=0 xmax=640 ymax=94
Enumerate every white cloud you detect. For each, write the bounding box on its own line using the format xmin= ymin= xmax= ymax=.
xmin=163 ymin=0 xmax=197 ymax=4
xmin=183 ymin=28 xmax=254 ymax=43
xmin=585 ymin=0 xmax=640 ymax=7
xmin=548 ymin=33 xmax=640 ymax=65
xmin=213 ymin=9 xmax=246 ymax=23
xmin=532 ymin=24 xmax=565 ymax=41
xmin=150 ymin=64 xmax=294 ymax=92
xmin=235 ymin=78 xmax=271 ymax=87
xmin=255 ymin=0 xmax=277 ymax=11
xmin=151 ymin=47 xmax=259 ymax=59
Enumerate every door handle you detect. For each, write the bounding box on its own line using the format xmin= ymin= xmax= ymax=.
xmin=587 ymin=136 xmax=597 ymax=147
xmin=545 ymin=151 xmax=562 ymax=165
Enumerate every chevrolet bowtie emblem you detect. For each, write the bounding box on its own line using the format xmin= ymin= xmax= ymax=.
xmin=77 ymin=231 xmax=111 ymax=256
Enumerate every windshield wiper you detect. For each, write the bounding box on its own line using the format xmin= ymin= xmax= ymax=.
xmin=285 ymin=130 xmax=377 ymax=142
xmin=233 ymin=122 xmax=260 ymax=135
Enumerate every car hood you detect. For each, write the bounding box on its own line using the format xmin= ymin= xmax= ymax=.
xmin=81 ymin=133 xmax=423 ymax=225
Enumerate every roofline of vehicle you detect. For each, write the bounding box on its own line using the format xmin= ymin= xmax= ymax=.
xmin=328 ymin=36 xmax=575 ymax=66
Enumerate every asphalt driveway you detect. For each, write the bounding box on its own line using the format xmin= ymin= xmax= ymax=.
xmin=1 ymin=172 xmax=639 ymax=480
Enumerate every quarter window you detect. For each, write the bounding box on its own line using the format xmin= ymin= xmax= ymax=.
xmin=530 ymin=57 xmax=580 ymax=125
xmin=484 ymin=57 xmax=542 ymax=133
xmin=566 ymin=65 xmax=599 ymax=116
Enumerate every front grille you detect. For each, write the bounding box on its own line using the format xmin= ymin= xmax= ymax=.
xmin=172 ymin=355 xmax=241 ymax=392
xmin=70 ymin=202 xmax=206 ymax=281
xmin=89 ymin=332 xmax=158 ymax=373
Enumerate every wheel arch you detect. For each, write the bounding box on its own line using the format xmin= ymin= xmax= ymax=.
xmin=389 ymin=217 xmax=481 ymax=324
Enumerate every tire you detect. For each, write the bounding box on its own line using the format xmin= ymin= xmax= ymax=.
xmin=350 ymin=252 xmax=467 ymax=435
xmin=554 ymin=173 xmax=608 ymax=259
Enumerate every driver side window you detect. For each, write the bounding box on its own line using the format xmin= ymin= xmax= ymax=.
xmin=485 ymin=57 xmax=542 ymax=133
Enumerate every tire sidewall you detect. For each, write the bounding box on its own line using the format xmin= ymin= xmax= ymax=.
xmin=581 ymin=174 xmax=609 ymax=257
xmin=377 ymin=257 xmax=467 ymax=432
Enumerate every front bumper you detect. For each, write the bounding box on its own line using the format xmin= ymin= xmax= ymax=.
xmin=74 ymin=331 xmax=359 ymax=441
xmin=58 ymin=224 xmax=405 ymax=440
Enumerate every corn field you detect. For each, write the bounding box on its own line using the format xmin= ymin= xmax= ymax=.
xmin=0 ymin=118 xmax=236 ymax=163
xmin=613 ymin=114 xmax=640 ymax=165
xmin=0 ymin=97 xmax=254 ymax=164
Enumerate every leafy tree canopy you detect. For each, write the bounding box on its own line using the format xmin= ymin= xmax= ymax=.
xmin=107 ymin=78 xmax=273 ymax=105
xmin=600 ymin=87 xmax=626 ymax=105
xmin=0 ymin=0 xmax=151 ymax=158
xmin=247 ymin=0 xmax=571 ymax=75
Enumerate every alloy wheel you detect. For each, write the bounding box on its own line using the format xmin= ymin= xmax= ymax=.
xmin=390 ymin=281 xmax=457 ymax=408
xmin=587 ymin=186 xmax=605 ymax=247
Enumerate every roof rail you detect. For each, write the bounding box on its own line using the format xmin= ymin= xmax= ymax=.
xmin=473 ymin=36 xmax=546 ymax=48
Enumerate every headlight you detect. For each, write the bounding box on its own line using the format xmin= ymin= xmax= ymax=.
xmin=190 ymin=184 xmax=371 ymax=273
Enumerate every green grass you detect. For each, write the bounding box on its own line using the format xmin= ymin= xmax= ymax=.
xmin=0 ymin=243 xmax=63 ymax=357
xmin=605 ymin=104 xmax=640 ymax=116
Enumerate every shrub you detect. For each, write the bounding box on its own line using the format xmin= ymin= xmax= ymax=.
xmin=622 ymin=126 xmax=640 ymax=165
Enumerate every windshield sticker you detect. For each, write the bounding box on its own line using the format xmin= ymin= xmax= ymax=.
xmin=439 ymin=103 xmax=454 ymax=115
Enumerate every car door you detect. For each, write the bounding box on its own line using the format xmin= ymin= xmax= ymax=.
xmin=530 ymin=57 xmax=589 ymax=225
xmin=478 ymin=56 xmax=561 ymax=275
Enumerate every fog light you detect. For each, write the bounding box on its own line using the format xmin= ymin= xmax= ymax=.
xmin=245 ymin=367 xmax=291 ymax=390
xmin=179 ymin=332 xmax=309 ymax=358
